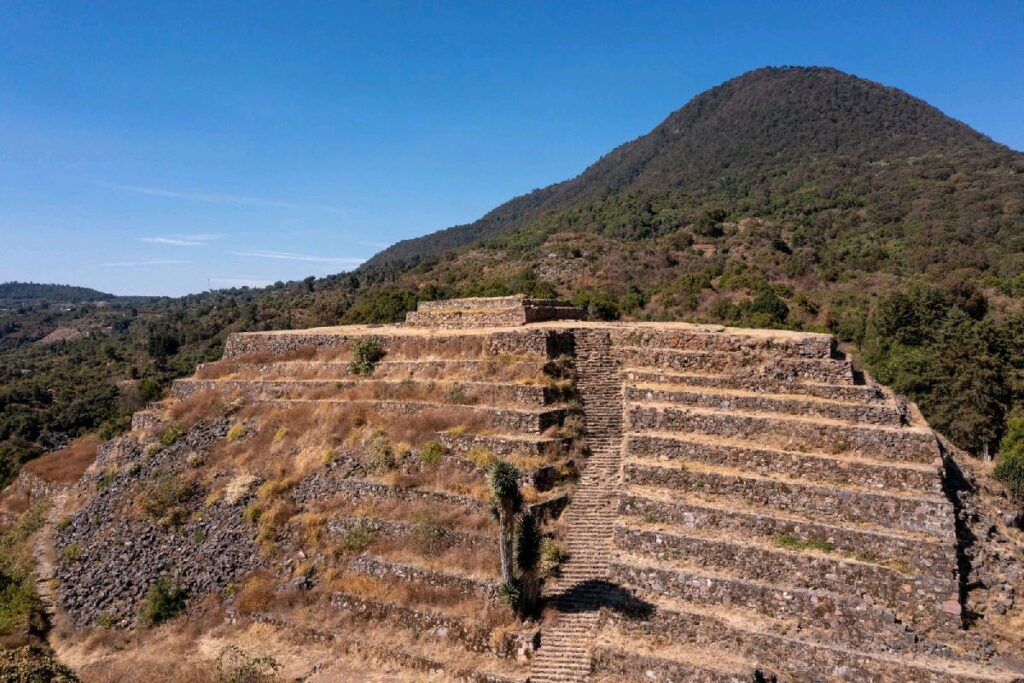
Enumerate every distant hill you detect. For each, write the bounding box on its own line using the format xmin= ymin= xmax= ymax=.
xmin=0 ymin=282 xmax=116 ymax=306
xmin=366 ymin=66 xmax=1021 ymax=269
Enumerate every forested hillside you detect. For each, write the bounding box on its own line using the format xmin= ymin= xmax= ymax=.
xmin=0 ymin=282 xmax=116 ymax=307
xmin=2 ymin=66 xmax=1023 ymax=494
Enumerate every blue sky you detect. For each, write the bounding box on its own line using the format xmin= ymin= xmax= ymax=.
xmin=1 ymin=2 xmax=1021 ymax=296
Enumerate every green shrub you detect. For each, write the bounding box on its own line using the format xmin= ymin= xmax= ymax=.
xmin=96 ymin=466 xmax=117 ymax=490
xmin=341 ymin=520 xmax=376 ymax=553
xmin=160 ymin=423 xmax=185 ymax=448
xmin=0 ymin=502 xmax=48 ymax=636
xmin=995 ymin=414 xmax=1024 ymax=500
xmin=97 ymin=414 xmax=132 ymax=440
xmin=466 ymin=446 xmax=496 ymax=469
xmin=139 ymin=470 xmax=192 ymax=527
xmin=540 ymin=539 xmax=568 ymax=574
xmin=447 ymin=385 xmax=470 ymax=404
xmin=410 ymin=510 xmax=447 ymax=555
xmin=140 ymin=576 xmax=186 ymax=626
xmin=419 ymin=440 xmax=445 ymax=467
xmin=226 ymin=423 xmax=247 ymax=443
xmin=365 ymin=430 xmax=394 ymax=472
xmin=243 ymin=503 xmax=263 ymax=525
xmin=0 ymin=441 xmax=42 ymax=491
xmin=60 ymin=543 xmax=81 ymax=564
xmin=348 ymin=338 xmax=386 ymax=375
xmin=0 ymin=646 xmax=79 ymax=682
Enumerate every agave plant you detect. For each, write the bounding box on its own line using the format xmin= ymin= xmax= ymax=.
xmin=515 ymin=512 xmax=542 ymax=617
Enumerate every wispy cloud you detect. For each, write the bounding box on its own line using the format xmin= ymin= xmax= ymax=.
xmin=209 ymin=277 xmax=275 ymax=289
xmin=101 ymin=182 xmax=344 ymax=214
xmin=141 ymin=233 xmax=221 ymax=247
xmin=98 ymin=259 xmax=192 ymax=268
xmin=231 ymin=249 xmax=365 ymax=266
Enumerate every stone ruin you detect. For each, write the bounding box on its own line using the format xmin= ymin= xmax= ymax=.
xmin=66 ymin=297 xmax=1022 ymax=681
xmin=403 ymin=294 xmax=585 ymax=328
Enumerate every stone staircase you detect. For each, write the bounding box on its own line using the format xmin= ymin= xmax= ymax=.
xmin=531 ymin=330 xmax=623 ymax=683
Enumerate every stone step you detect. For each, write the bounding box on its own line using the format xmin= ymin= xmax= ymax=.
xmin=622 ymin=459 xmax=953 ymax=537
xmin=604 ymin=608 xmax=1019 ymax=683
xmin=624 ymin=383 xmax=903 ymax=425
xmin=208 ymin=356 xmax=550 ymax=383
xmin=261 ymin=397 xmax=568 ymax=433
xmin=626 ymin=433 xmax=943 ymax=494
xmin=317 ymin=478 xmax=489 ymax=515
xmin=607 ymin=327 xmax=834 ymax=358
xmin=617 ymin=489 xmax=956 ymax=575
xmin=171 ymin=376 xmax=560 ymax=407
xmin=436 ymin=431 xmax=571 ymax=461
xmin=612 ymin=522 xmax=958 ymax=631
xmin=373 ymin=358 xmax=547 ymax=382
xmin=628 ymin=404 xmax=940 ymax=463
xmin=623 ymin=367 xmax=886 ymax=403
xmin=348 ymin=555 xmax=498 ymax=601
xmin=328 ymin=517 xmax=493 ymax=555
xmin=590 ymin=643 xmax=763 ymax=683
xmin=616 ymin=346 xmax=854 ymax=384
xmin=223 ymin=327 xmax=533 ymax=360
xmin=328 ymin=591 xmax=519 ymax=659
xmin=609 ymin=554 xmax=921 ymax=651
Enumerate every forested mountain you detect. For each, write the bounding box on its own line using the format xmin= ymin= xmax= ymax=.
xmin=0 ymin=282 xmax=116 ymax=307
xmin=367 ymin=66 xmax=1022 ymax=269
xmin=2 ymin=66 xmax=1023 ymax=492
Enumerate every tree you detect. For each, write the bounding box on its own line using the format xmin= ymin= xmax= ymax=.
xmin=488 ymin=460 xmax=522 ymax=587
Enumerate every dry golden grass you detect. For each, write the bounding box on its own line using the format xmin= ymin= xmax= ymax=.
xmin=311 ymin=497 xmax=493 ymax=535
xmin=234 ymin=575 xmax=275 ymax=615
xmin=0 ymin=489 xmax=33 ymax=519
xmin=22 ymin=435 xmax=101 ymax=484
xmin=194 ymin=346 xmax=319 ymax=380
xmin=167 ymin=389 xmax=232 ymax=427
xmin=368 ymin=539 xmax=498 ymax=580
xmin=379 ymin=461 xmax=490 ymax=500
xmin=326 ymin=570 xmax=514 ymax=629
xmin=79 ymin=656 xmax=215 ymax=682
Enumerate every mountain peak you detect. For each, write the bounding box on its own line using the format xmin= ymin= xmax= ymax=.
xmin=365 ymin=66 xmax=1012 ymax=268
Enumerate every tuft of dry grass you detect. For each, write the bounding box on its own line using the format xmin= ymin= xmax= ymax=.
xmin=234 ymin=575 xmax=275 ymax=615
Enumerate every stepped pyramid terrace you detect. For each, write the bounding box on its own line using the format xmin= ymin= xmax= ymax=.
xmin=56 ymin=297 xmax=1023 ymax=682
